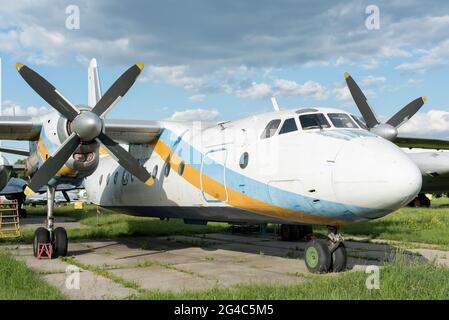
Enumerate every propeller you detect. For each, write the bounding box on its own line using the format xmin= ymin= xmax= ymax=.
xmin=344 ymin=72 xmax=426 ymax=141
xmin=16 ymin=62 xmax=154 ymax=191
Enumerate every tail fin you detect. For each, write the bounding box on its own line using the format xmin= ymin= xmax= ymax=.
xmin=88 ymin=58 xmax=102 ymax=108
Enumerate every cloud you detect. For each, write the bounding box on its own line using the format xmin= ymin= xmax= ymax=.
xmin=237 ymin=82 xmax=272 ymax=99
xmin=1 ymin=100 xmax=50 ymax=116
xmin=168 ymin=108 xmax=219 ymax=121
xmin=2 ymin=0 xmax=449 ymax=73
xmin=381 ymin=47 xmax=411 ymax=58
xmin=142 ymin=65 xmax=203 ymax=89
xmin=1 ymin=0 xmax=449 ymax=110
xmin=0 ymin=21 xmax=133 ymax=66
xmin=332 ymin=84 xmax=352 ymax=102
xmin=362 ymin=75 xmax=386 ymax=86
xmin=399 ymin=110 xmax=449 ymax=137
xmin=188 ymin=94 xmax=206 ymax=102
xmin=396 ymin=39 xmax=449 ymax=73
xmin=274 ymin=79 xmax=328 ymax=100
xmin=407 ymin=78 xmax=423 ymax=85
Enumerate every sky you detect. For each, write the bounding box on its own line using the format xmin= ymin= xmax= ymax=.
xmin=1 ymin=0 xmax=449 ymax=161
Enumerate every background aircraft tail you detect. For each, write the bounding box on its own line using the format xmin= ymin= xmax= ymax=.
xmin=88 ymin=58 xmax=102 ymax=108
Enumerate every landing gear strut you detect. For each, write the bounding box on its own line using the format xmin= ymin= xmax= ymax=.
xmin=32 ymin=185 xmax=68 ymax=258
xmin=304 ymin=226 xmax=347 ymax=273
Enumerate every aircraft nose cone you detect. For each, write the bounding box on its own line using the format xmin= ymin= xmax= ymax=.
xmin=71 ymin=111 xmax=103 ymax=142
xmin=333 ymin=138 xmax=422 ymax=219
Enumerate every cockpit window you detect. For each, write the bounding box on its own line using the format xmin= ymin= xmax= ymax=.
xmin=260 ymin=119 xmax=281 ymax=139
xmin=279 ymin=118 xmax=298 ymax=135
xmin=350 ymin=115 xmax=368 ymax=129
xmin=299 ymin=113 xmax=331 ymax=130
xmin=327 ymin=113 xmax=358 ymax=128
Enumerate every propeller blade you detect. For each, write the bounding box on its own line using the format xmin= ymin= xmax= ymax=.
xmin=97 ymin=132 xmax=154 ymax=186
xmin=16 ymin=63 xmax=80 ymax=121
xmin=386 ymin=96 xmax=426 ymax=128
xmin=29 ymin=133 xmax=80 ymax=191
xmin=91 ymin=63 xmax=144 ymax=117
xmin=344 ymin=72 xmax=379 ymax=128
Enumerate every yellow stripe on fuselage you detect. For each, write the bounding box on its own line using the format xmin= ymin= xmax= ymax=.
xmin=99 ymin=146 xmax=109 ymax=155
xmin=37 ymin=138 xmax=50 ymax=161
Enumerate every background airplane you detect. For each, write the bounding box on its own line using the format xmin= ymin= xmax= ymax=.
xmin=344 ymin=73 xmax=449 ymax=207
xmin=0 ymin=149 xmax=29 ymax=217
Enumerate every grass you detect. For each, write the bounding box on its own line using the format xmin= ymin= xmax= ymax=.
xmin=0 ymin=251 xmax=65 ymax=299
xmin=341 ymin=197 xmax=449 ymax=246
xmin=2 ymin=199 xmax=449 ymax=299
xmin=1 ymin=204 xmax=228 ymax=244
xmin=6 ymin=197 xmax=449 ymax=247
xmin=131 ymin=259 xmax=449 ymax=300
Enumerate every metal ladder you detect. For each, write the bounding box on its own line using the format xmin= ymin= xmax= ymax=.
xmin=0 ymin=200 xmax=21 ymax=238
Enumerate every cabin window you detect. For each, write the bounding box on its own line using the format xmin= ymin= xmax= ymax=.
xmin=239 ymin=152 xmax=249 ymax=169
xmin=260 ymin=119 xmax=281 ymax=139
xmin=350 ymin=115 xmax=367 ymax=129
xmin=113 ymin=171 xmax=119 ymax=184
xmin=178 ymin=161 xmax=185 ymax=176
xmin=122 ymin=171 xmax=129 ymax=185
xmin=99 ymin=175 xmax=103 ymax=186
xmin=279 ymin=118 xmax=298 ymax=135
xmin=328 ymin=113 xmax=358 ymax=128
xmin=152 ymin=165 xmax=158 ymax=179
xmin=106 ymin=173 xmax=110 ymax=185
xmin=299 ymin=113 xmax=330 ymax=130
xmin=164 ymin=163 xmax=171 ymax=177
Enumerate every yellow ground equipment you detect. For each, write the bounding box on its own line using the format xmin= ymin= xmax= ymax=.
xmin=74 ymin=201 xmax=83 ymax=210
xmin=0 ymin=200 xmax=21 ymax=238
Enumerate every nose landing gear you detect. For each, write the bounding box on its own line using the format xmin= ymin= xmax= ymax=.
xmin=304 ymin=226 xmax=347 ymax=273
xmin=32 ymin=185 xmax=69 ymax=259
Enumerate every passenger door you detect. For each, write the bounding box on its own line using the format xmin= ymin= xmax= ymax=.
xmin=201 ymin=147 xmax=228 ymax=202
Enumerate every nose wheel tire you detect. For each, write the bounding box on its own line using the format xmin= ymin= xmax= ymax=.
xmin=304 ymin=239 xmax=331 ymax=273
xmin=33 ymin=227 xmax=50 ymax=257
xmin=53 ymin=227 xmax=68 ymax=258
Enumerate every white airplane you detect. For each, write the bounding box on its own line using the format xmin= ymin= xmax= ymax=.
xmin=1 ymin=59 xmax=446 ymax=274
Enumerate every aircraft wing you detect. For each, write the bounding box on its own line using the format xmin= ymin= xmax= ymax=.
xmin=103 ymin=119 xmax=162 ymax=144
xmin=0 ymin=116 xmax=161 ymax=144
xmin=395 ymin=136 xmax=449 ymax=150
xmin=0 ymin=177 xmax=27 ymax=195
xmin=0 ymin=116 xmax=41 ymax=140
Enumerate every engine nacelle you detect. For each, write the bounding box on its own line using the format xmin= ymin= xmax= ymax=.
xmin=26 ymin=109 xmax=101 ymax=182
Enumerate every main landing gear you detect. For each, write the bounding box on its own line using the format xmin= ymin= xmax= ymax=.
xmin=32 ymin=186 xmax=68 ymax=259
xmin=280 ymin=224 xmax=313 ymax=241
xmin=408 ymin=193 xmax=431 ymax=208
xmin=303 ymin=226 xmax=347 ymax=273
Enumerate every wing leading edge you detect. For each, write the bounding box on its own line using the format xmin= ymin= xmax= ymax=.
xmin=103 ymin=119 xmax=162 ymax=144
xmin=395 ymin=136 xmax=449 ymax=150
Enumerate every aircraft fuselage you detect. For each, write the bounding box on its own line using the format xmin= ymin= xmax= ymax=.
xmin=85 ymin=108 xmax=422 ymax=226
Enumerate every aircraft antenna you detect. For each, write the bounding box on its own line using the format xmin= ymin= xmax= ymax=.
xmin=271 ymin=97 xmax=280 ymax=111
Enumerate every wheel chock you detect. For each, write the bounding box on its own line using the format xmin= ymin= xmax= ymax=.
xmin=37 ymin=243 xmax=53 ymax=259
